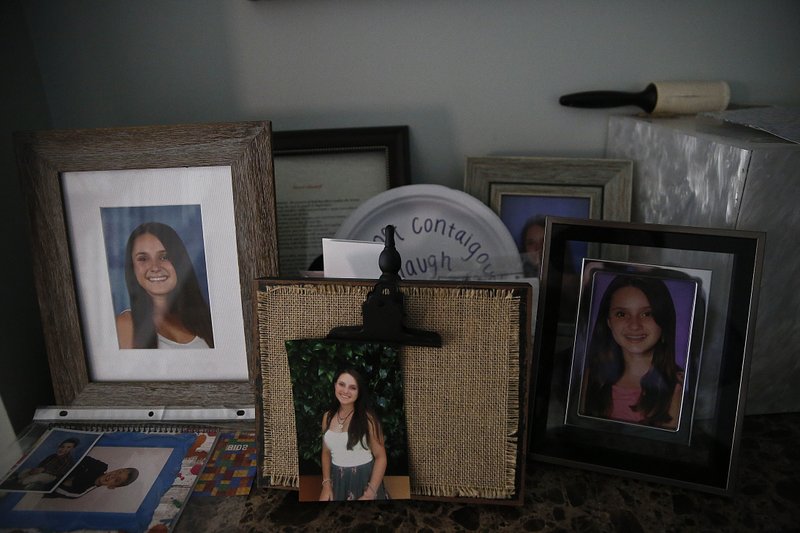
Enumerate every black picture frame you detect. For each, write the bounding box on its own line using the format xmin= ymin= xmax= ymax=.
xmin=272 ymin=125 xmax=410 ymax=275
xmin=530 ymin=217 xmax=765 ymax=494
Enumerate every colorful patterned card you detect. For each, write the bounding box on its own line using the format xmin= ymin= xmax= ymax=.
xmin=146 ymin=431 xmax=217 ymax=531
xmin=192 ymin=432 xmax=256 ymax=497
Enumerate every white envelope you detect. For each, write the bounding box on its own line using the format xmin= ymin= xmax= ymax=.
xmin=322 ymin=238 xmax=384 ymax=279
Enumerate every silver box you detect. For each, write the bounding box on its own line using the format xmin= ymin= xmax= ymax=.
xmin=607 ymin=114 xmax=800 ymax=415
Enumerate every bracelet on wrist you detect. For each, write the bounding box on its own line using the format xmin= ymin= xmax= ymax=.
xmin=321 ymin=478 xmax=331 ymax=486
xmin=365 ymin=483 xmax=376 ymax=495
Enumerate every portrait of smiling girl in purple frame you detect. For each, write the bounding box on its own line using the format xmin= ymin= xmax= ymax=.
xmin=566 ymin=260 xmax=709 ymax=441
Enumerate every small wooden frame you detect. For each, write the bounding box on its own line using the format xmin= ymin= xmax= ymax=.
xmin=465 ymin=157 xmax=631 ymax=278
xmin=464 ymin=156 xmax=632 ymax=225
xmin=15 ymin=121 xmax=278 ymax=407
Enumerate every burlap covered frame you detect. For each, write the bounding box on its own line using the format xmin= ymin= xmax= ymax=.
xmin=255 ymin=278 xmax=532 ymax=504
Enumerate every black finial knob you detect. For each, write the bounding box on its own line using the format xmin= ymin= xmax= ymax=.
xmin=378 ymin=225 xmax=401 ymax=280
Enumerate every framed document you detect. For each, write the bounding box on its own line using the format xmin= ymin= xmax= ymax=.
xmin=273 ymin=126 xmax=410 ymax=275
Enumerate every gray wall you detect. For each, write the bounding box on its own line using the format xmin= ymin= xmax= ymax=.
xmin=2 ymin=0 xmax=799 ymax=430
xmin=22 ymin=0 xmax=800 ymax=186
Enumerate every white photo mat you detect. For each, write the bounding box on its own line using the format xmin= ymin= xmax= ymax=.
xmin=62 ymin=166 xmax=248 ymax=381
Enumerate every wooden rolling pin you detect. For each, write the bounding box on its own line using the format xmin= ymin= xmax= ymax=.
xmin=559 ymin=81 xmax=730 ymax=114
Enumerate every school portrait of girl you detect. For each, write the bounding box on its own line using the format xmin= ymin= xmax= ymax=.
xmin=101 ymin=205 xmax=214 ymax=350
xmin=577 ymin=268 xmax=700 ymax=430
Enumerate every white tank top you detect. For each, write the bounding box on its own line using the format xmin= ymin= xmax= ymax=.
xmin=323 ymin=430 xmax=373 ymax=467
xmin=157 ymin=334 xmax=210 ymax=349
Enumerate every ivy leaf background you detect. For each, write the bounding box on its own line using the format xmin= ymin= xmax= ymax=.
xmin=286 ymin=339 xmax=409 ymax=476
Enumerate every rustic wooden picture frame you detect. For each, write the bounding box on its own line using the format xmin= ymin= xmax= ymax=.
xmin=14 ymin=121 xmax=278 ymax=407
xmin=464 ymin=156 xmax=632 ymax=225
xmin=465 ymin=156 xmax=633 ymax=327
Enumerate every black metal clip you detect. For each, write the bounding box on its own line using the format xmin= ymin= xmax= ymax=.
xmin=326 ymin=225 xmax=442 ymax=347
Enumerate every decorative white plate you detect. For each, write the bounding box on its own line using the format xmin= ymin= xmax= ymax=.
xmin=335 ymin=184 xmax=523 ymax=280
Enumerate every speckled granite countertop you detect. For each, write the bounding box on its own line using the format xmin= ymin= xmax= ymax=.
xmin=176 ymin=413 xmax=799 ymax=532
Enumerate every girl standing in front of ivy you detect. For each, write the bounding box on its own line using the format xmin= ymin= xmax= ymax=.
xmin=319 ymin=366 xmax=390 ymax=501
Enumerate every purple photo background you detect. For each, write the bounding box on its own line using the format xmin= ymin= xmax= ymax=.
xmin=585 ymin=271 xmax=697 ymax=370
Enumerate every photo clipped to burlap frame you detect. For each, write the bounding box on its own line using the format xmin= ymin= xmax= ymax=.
xmin=255 ymin=278 xmax=533 ymax=505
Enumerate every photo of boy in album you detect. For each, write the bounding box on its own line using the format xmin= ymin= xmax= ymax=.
xmin=0 ymin=429 xmax=101 ymax=493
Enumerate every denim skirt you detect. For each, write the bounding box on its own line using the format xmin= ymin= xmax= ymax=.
xmin=331 ymin=460 xmax=389 ymax=501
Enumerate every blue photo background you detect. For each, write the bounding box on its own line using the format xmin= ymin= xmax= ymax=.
xmin=499 ymin=195 xmax=590 ymax=274
xmin=100 ymin=205 xmax=210 ymax=315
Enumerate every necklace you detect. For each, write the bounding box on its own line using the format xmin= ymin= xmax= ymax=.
xmin=335 ymin=409 xmax=353 ymax=431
